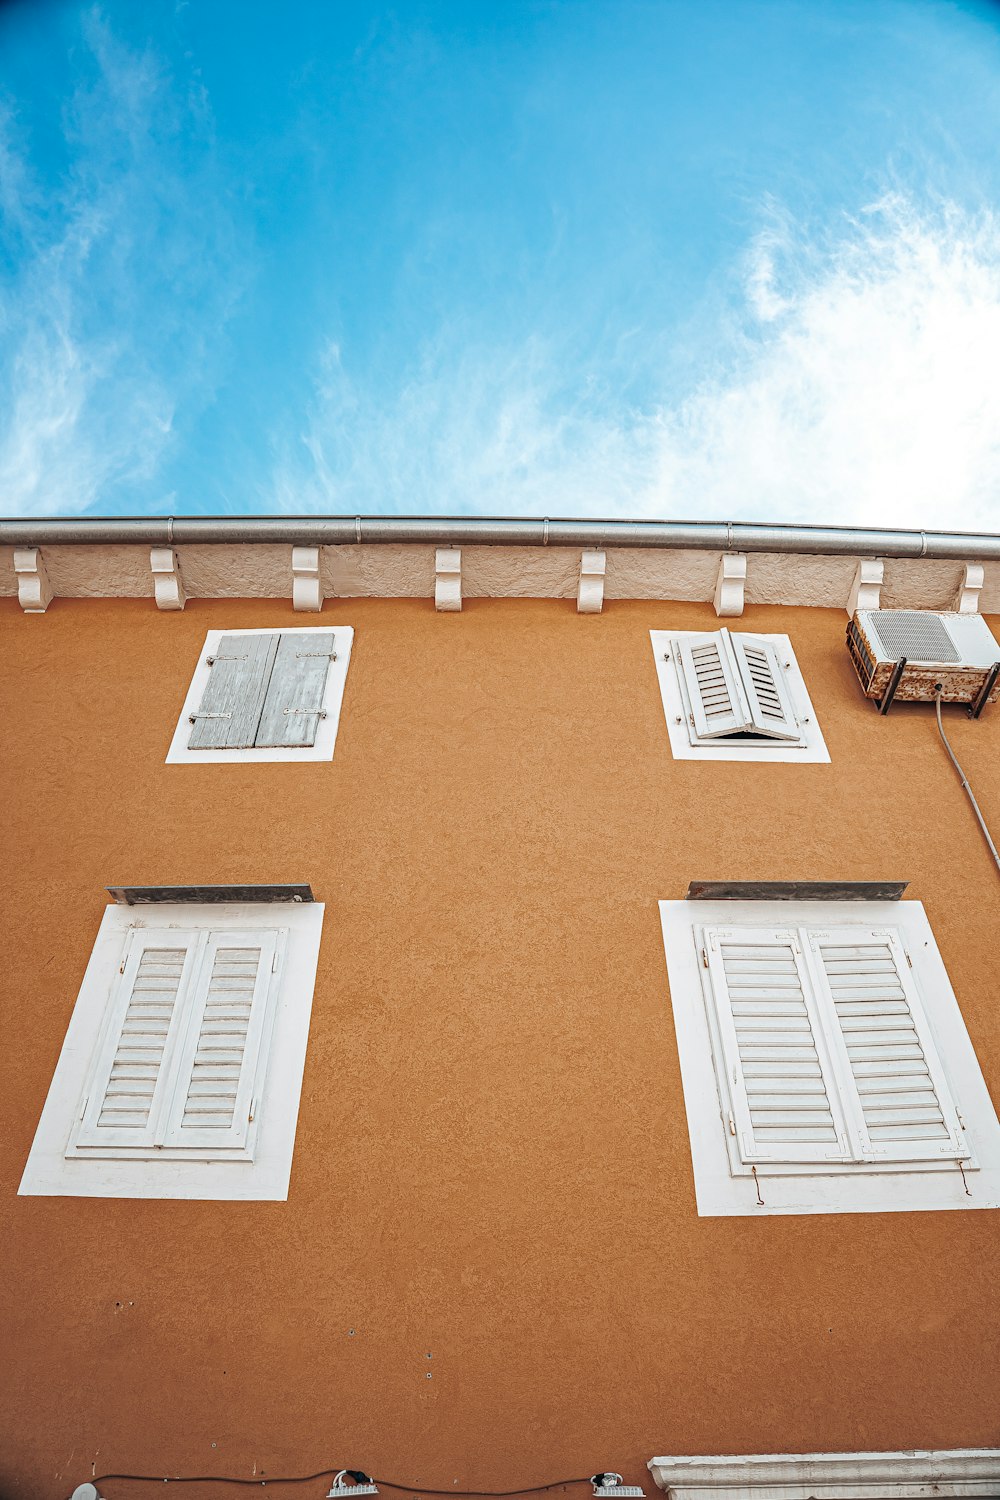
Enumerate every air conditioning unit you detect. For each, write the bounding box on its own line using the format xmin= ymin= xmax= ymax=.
xmin=847 ymin=609 xmax=1000 ymax=717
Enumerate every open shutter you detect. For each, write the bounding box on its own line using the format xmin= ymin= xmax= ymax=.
xmin=701 ymin=925 xmax=851 ymax=1164
xmin=188 ymin=633 xmax=280 ymax=749
xmin=808 ymin=928 xmax=969 ymax=1162
xmin=160 ymin=930 xmax=281 ymax=1154
xmin=256 ymin=631 xmax=335 ymax=748
xmin=677 ymin=631 xmax=753 ymax=739
xmin=76 ymin=930 xmax=202 ymax=1151
xmin=730 ymin=635 xmax=800 ymax=741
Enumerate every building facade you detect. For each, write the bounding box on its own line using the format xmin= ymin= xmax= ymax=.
xmin=2 ymin=520 xmax=999 ymax=1500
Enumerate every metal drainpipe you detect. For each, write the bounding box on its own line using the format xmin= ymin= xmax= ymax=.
xmin=1 ymin=514 xmax=1000 ymax=560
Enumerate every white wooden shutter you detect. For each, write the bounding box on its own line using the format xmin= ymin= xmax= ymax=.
xmin=256 ymin=631 xmax=335 ymax=748
xmin=808 ymin=928 xmax=969 ymax=1162
xmin=160 ymin=930 xmax=281 ymax=1154
xmin=730 ymin=635 xmax=800 ymax=741
xmin=76 ymin=931 xmax=202 ymax=1151
xmin=702 ymin=925 xmax=851 ymax=1163
xmin=188 ymin=633 xmax=280 ymax=749
xmin=677 ymin=631 xmax=753 ymax=738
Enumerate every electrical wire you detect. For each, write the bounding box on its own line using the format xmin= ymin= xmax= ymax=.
xmin=88 ymin=1472 xmax=598 ymax=1495
xmin=934 ymin=688 xmax=1000 ymax=875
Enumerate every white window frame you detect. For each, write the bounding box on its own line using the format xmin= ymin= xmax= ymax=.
xmin=659 ymin=898 xmax=1000 ymax=1215
xmin=19 ymin=901 xmax=324 ymax=1201
xmin=166 ymin=626 xmax=354 ymax=764
xmin=650 ymin=629 xmax=829 ymax=763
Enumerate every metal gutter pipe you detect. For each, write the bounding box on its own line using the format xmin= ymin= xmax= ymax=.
xmin=2 ymin=514 xmax=1000 ymax=560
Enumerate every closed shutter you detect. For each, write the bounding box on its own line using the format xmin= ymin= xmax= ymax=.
xmin=76 ymin=930 xmax=202 ymax=1150
xmin=161 ymin=930 xmax=281 ymax=1154
xmin=677 ymin=631 xmax=753 ymax=738
xmin=256 ymin=631 xmax=335 ymax=748
xmin=188 ymin=633 xmax=280 ymax=749
xmin=731 ymin=635 xmax=800 ymax=741
xmin=808 ymin=928 xmax=968 ymax=1162
xmin=702 ymin=925 xmax=851 ymax=1164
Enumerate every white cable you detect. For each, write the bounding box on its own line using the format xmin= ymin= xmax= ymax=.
xmin=934 ymin=688 xmax=1000 ymax=874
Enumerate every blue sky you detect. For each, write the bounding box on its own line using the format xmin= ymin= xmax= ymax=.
xmin=2 ymin=0 xmax=1000 ymax=526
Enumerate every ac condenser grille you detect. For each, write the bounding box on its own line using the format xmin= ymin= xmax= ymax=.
xmin=869 ymin=610 xmax=960 ymax=663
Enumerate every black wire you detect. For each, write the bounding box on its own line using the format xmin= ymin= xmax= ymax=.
xmin=90 ymin=1471 xmax=597 ymax=1495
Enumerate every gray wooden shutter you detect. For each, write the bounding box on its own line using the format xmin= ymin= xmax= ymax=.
xmin=701 ymin=925 xmax=851 ymax=1164
xmin=75 ymin=930 xmax=202 ymax=1151
xmin=731 ymin=635 xmax=800 ymax=741
xmin=255 ymin=632 xmax=335 ymax=748
xmin=808 ymin=928 xmax=969 ymax=1163
xmin=677 ymin=631 xmax=753 ymax=739
xmin=161 ymin=930 xmax=281 ymax=1154
xmin=188 ymin=633 xmax=280 ymax=749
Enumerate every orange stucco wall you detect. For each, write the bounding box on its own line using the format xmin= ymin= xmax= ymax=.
xmin=2 ymin=594 xmax=999 ymax=1500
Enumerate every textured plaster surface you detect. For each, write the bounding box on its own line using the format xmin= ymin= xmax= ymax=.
xmin=3 ymin=594 xmax=1000 ymax=1500
xmin=4 ymin=542 xmax=1000 ymax=611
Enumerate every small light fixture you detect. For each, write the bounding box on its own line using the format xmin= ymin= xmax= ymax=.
xmin=591 ymin=1475 xmax=645 ymax=1499
xmin=328 ymin=1473 xmax=379 ymax=1499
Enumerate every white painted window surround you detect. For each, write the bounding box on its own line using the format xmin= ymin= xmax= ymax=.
xmin=650 ymin=629 xmax=829 ymax=763
xmin=659 ymin=899 xmax=1000 ymax=1215
xmin=19 ymin=901 xmax=324 ymax=1201
xmin=167 ymin=626 xmax=354 ymax=764
xmin=646 ymin=1449 xmax=1000 ymax=1500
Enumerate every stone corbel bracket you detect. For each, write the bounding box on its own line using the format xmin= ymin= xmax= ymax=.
xmin=846 ymin=557 xmax=883 ymax=616
xmin=150 ymin=547 xmax=186 ymax=611
xmin=577 ymin=550 xmax=606 ymax=614
xmin=713 ymin=553 xmax=746 ymax=617
xmin=13 ymin=547 xmax=53 ymax=613
xmin=435 ymin=548 xmax=462 ymax=612
xmin=955 ymin=562 xmax=984 ymax=614
xmin=292 ymin=545 xmax=324 ymax=612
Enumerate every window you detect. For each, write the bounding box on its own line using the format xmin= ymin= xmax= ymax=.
xmin=19 ymin=897 xmax=324 ymax=1200
xmin=650 ymin=628 xmax=829 ymax=762
xmin=659 ymin=896 xmax=1000 ymax=1215
xmin=167 ymin=626 xmax=354 ymax=764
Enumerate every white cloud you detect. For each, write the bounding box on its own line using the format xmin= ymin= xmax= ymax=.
xmin=277 ymin=195 xmax=1000 ymax=530
xmin=0 ymin=10 xmax=239 ymax=517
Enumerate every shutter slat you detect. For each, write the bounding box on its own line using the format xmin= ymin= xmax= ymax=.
xmin=810 ymin=929 xmax=968 ymax=1163
xmin=188 ymin=633 xmax=280 ymax=749
xmin=255 ymin=631 xmax=335 ymax=748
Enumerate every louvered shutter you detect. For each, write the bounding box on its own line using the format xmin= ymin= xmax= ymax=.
xmin=808 ymin=928 xmax=968 ymax=1163
xmin=730 ymin=635 xmax=800 ymax=741
xmin=256 ymin=631 xmax=335 ymax=748
xmin=160 ymin=930 xmax=281 ymax=1154
xmin=677 ymin=631 xmax=753 ymax=738
xmin=701 ymin=925 xmax=851 ymax=1164
xmin=76 ymin=931 xmax=202 ymax=1151
xmin=188 ymin=633 xmax=280 ymax=749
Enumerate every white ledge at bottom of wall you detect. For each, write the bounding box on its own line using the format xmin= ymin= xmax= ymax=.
xmin=646 ymin=1450 xmax=1000 ymax=1500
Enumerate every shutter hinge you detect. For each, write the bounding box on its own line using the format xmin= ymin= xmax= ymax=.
xmin=189 ymin=711 xmax=233 ymax=722
xmin=957 ymin=1109 xmax=967 ymax=1130
xmin=283 ymin=708 xmax=328 ymax=718
xmin=295 ymin=650 xmax=337 ymax=660
xmin=701 ymin=947 xmax=709 ymax=969
xmin=727 ymin=1112 xmax=736 ymax=1136
xmin=249 ymin=1096 xmax=257 ymax=1124
xmin=905 ymin=950 xmax=913 ymax=968
xmin=272 ymin=951 xmax=280 ymax=973
xmin=119 ymin=957 xmax=126 ymax=974
xmin=206 ymin=654 xmax=247 ymax=665
xmin=79 ymin=1095 xmax=89 ymax=1122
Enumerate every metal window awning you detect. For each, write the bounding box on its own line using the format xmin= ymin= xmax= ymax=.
xmin=106 ymin=884 xmax=314 ymax=905
xmin=686 ymin=880 xmax=908 ymax=902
